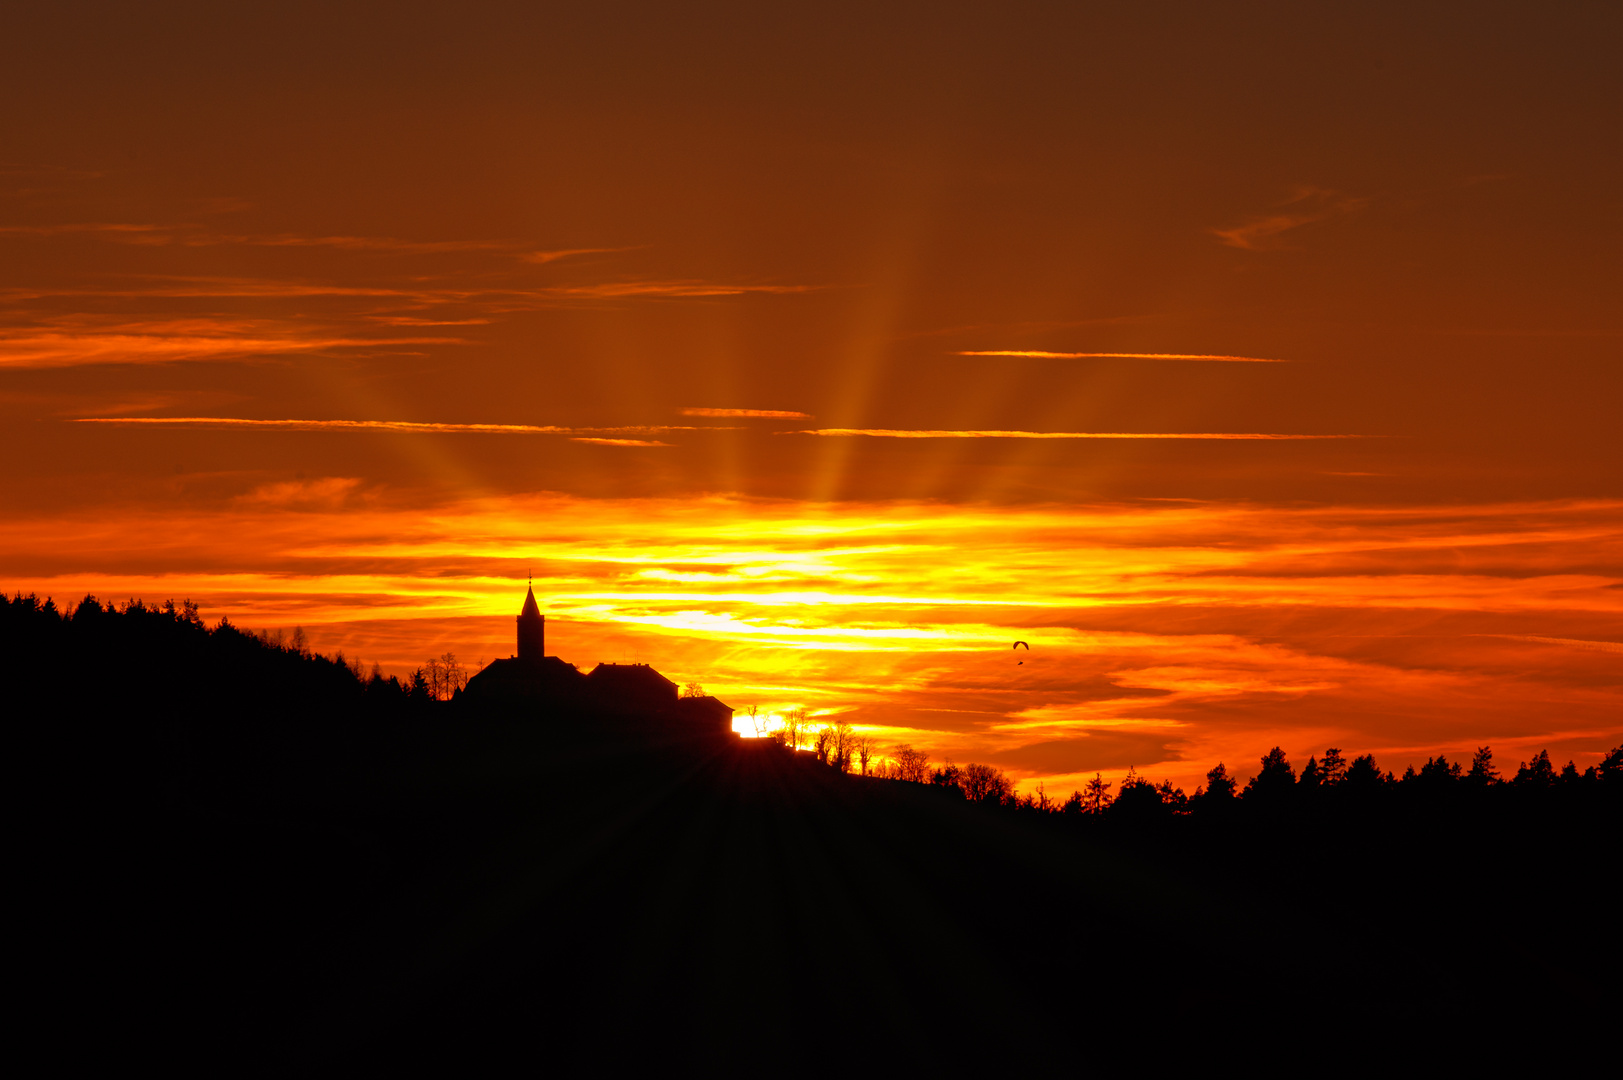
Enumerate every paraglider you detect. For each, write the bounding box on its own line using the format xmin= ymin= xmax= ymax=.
xmin=1013 ymin=640 xmax=1029 ymax=665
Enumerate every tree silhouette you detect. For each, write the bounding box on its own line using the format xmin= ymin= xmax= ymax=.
xmin=1466 ymin=746 xmax=1499 ymax=786
xmin=781 ymin=707 xmax=810 ymax=752
xmin=421 ymin=652 xmax=467 ymax=700
xmin=891 ymin=744 xmax=930 ymax=783
xmin=1201 ymin=762 xmax=1236 ymax=802
xmin=961 ymin=763 xmax=1013 ymax=803
xmin=1244 ymin=747 xmax=1295 ymax=800
xmin=1599 ymin=745 xmax=1623 ymax=789
xmin=1080 ymin=772 xmax=1113 ymax=814
xmin=829 ymin=720 xmax=855 ymax=772
xmin=1343 ymin=753 xmax=1388 ymax=792
xmin=812 ymin=723 xmax=834 ymax=765
xmin=1112 ymin=768 xmax=1173 ymax=819
xmin=854 ymin=736 xmax=876 ymax=776
xmin=1417 ymin=754 xmax=1463 ymax=788
xmin=1514 ymin=750 xmax=1558 ymax=788
xmin=1156 ymin=780 xmax=1187 ymax=811
xmin=1299 ymin=755 xmax=1324 ymax=788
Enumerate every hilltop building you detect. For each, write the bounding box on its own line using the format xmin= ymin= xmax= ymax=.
xmin=462 ymin=585 xmax=735 ymax=736
xmin=517 ymin=585 xmax=544 ymax=661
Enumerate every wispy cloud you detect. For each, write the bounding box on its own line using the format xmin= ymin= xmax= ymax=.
xmin=0 ymin=278 xmax=425 ymax=301
xmin=73 ymin=416 xmax=740 ymax=436
xmin=363 ymin=315 xmax=492 ymax=327
xmin=535 ymin=281 xmax=820 ymax=299
xmin=0 ymin=222 xmax=172 ymax=241
xmin=234 ymin=477 xmax=364 ymax=509
xmin=1212 ymin=187 xmax=1371 ymax=250
xmin=520 ymin=247 xmax=635 ymax=264
xmin=237 ymin=234 xmax=509 ymax=254
xmin=0 ymin=223 xmax=639 ymax=261
xmin=1487 ymin=635 xmax=1623 ymax=655
xmin=569 ymin=437 xmax=671 ymax=447
xmin=0 ymin=222 xmax=524 ymax=255
xmin=781 ymin=428 xmax=1359 ymax=440
xmin=958 ymin=351 xmax=1286 ymax=362
xmin=681 ymin=407 xmax=814 ymax=418
xmin=0 ymin=320 xmax=458 ymax=368
xmin=2 ymin=276 xmax=820 ymax=306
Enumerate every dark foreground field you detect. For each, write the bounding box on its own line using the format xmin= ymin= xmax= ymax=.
xmin=57 ymin=721 xmax=1611 ymax=1073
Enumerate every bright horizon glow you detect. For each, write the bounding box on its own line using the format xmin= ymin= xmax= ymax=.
xmin=4 ymin=492 xmax=1617 ymax=795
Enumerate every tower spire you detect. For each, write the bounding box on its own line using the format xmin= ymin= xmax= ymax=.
xmin=517 ymin=578 xmax=544 ymax=661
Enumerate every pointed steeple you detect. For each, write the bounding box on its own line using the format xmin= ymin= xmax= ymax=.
xmin=517 ymin=583 xmax=544 ymax=661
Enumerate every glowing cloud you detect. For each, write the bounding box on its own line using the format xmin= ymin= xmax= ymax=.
xmin=535 ymin=281 xmax=819 ymax=298
xmin=1488 ymin=635 xmax=1623 ymax=655
xmin=681 ymin=407 xmax=814 ymax=418
xmin=780 ymin=428 xmax=1358 ymax=440
xmin=570 ymin=438 xmax=672 ymax=447
xmin=520 ymin=247 xmax=634 ymax=264
xmin=0 ymin=321 xmax=458 ymax=368
xmin=74 ymin=417 xmax=737 ymax=436
xmin=958 ymin=351 xmax=1287 ymax=362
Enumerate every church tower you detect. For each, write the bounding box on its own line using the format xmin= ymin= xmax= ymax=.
xmin=517 ymin=584 xmax=545 ymax=662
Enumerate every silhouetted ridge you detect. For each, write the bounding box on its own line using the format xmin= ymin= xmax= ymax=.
xmin=9 ymin=588 xmax=1619 ymax=1071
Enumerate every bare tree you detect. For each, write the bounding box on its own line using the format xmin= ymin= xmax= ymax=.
xmin=855 ymin=736 xmax=875 ymax=776
xmin=812 ymin=723 xmax=835 ymax=765
xmin=682 ymin=681 xmax=706 ymax=699
xmin=830 ymin=720 xmax=855 ymax=773
xmin=782 ymin=706 xmax=810 ymax=752
xmin=290 ymin=625 xmax=309 ymax=656
xmin=436 ymin=651 xmax=467 ymax=699
xmin=961 ymin=763 xmax=1013 ymax=803
xmin=892 ymin=744 xmax=930 ymax=783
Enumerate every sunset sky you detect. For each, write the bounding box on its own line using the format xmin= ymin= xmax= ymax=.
xmin=4 ymin=2 xmax=1619 ymax=793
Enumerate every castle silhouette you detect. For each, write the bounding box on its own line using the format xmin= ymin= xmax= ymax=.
xmin=462 ymin=584 xmax=736 ymax=736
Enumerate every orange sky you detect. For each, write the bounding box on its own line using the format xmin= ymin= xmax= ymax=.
xmin=3 ymin=3 xmax=1620 ymax=791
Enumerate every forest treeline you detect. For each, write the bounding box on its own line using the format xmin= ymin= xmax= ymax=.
xmin=8 ymin=590 xmax=1619 ymax=827
xmin=749 ymin=692 xmax=1622 ymax=821
xmin=3 ymin=590 xmax=470 ymax=714
xmin=854 ymin=738 xmax=1623 ymax=824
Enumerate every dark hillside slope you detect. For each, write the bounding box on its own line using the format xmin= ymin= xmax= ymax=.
xmin=9 ymin=594 xmax=1617 ymax=1071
